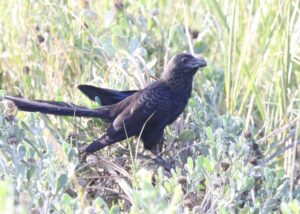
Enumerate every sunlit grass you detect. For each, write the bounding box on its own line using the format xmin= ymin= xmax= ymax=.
xmin=0 ymin=0 xmax=299 ymax=212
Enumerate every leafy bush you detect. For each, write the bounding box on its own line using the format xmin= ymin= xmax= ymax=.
xmin=0 ymin=0 xmax=299 ymax=213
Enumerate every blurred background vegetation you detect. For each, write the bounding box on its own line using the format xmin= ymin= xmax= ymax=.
xmin=0 ymin=0 xmax=299 ymax=213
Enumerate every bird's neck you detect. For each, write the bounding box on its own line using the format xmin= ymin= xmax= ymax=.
xmin=161 ymin=69 xmax=194 ymax=95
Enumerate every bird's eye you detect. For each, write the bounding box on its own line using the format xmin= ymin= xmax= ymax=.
xmin=181 ymin=57 xmax=188 ymax=63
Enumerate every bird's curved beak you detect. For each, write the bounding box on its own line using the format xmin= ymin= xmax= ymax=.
xmin=191 ymin=55 xmax=207 ymax=68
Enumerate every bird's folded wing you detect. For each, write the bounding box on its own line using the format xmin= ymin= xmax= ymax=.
xmin=108 ymin=83 xmax=173 ymax=136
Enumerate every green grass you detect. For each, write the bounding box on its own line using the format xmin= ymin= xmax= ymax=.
xmin=0 ymin=0 xmax=299 ymax=213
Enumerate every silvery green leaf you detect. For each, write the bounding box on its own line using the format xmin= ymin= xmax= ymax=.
xmin=55 ymin=174 xmax=68 ymax=193
xmin=17 ymin=144 xmax=26 ymax=161
xmin=129 ymin=36 xmax=139 ymax=54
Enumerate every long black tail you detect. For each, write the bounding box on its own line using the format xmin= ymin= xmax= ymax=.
xmin=5 ymin=96 xmax=108 ymax=118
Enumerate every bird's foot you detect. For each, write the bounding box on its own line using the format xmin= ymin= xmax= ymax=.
xmin=155 ymin=155 xmax=173 ymax=171
xmin=142 ymin=149 xmax=173 ymax=171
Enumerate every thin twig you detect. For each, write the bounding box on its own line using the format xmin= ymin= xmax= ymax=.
xmin=258 ymin=117 xmax=299 ymax=143
xmin=248 ymin=139 xmax=300 ymax=175
xmin=260 ymin=140 xmax=300 ymax=168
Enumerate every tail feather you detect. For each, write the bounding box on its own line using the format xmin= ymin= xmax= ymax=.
xmin=5 ymin=96 xmax=108 ymax=118
xmin=78 ymin=84 xmax=137 ymax=105
xmin=34 ymin=100 xmax=84 ymax=108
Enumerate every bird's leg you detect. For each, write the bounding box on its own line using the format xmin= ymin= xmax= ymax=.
xmin=141 ymin=131 xmax=172 ymax=170
xmin=149 ymin=147 xmax=172 ymax=171
xmin=85 ymin=134 xmax=117 ymax=153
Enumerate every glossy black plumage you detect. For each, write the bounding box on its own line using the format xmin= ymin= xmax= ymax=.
xmin=5 ymin=53 xmax=207 ymax=153
xmin=78 ymin=84 xmax=137 ymax=105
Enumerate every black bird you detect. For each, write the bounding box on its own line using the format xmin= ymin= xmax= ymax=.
xmin=5 ymin=54 xmax=207 ymax=154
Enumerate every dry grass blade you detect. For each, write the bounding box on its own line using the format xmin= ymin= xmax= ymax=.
xmin=97 ymin=156 xmax=133 ymax=204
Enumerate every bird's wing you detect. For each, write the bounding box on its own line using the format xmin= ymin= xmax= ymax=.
xmin=78 ymin=84 xmax=138 ymax=105
xmin=85 ymin=82 xmax=173 ymax=152
xmin=107 ymin=82 xmax=173 ymax=138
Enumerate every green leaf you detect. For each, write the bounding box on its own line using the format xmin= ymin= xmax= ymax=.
xmin=68 ymin=148 xmax=76 ymax=161
xmin=203 ymin=158 xmax=214 ymax=173
xmin=112 ymin=36 xmax=128 ymax=50
xmin=95 ymin=96 xmax=102 ymax=106
xmin=178 ymin=130 xmax=195 ymax=141
xmin=196 ymin=155 xmax=205 ymax=170
xmin=186 ymin=157 xmax=194 ymax=174
xmin=93 ymin=197 xmax=109 ymax=213
xmin=26 ymin=167 xmax=36 ymax=181
xmin=110 ymin=205 xmax=120 ymax=214
xmin=62 ymin=142 xmax=70 ymax=155
xmin=17 ymin=145 xmax=26 ymax=161
xmin=206 ymin=127 xmax=214 ymax=144
xmin=168 ymin=185 xmax=183 ymax=213
xmin=55 ymin=174 xmax=68 ymax=193
xmin=24 ymin=75 xmax=32 ymax=87
xmin=62 ymin=193 xmax=72 ymax=203
xmin=8 ymin=125 xmax=18 ymax=138
xmin=99 ymin=36 xmax=115 ymax=57
xmin=16 ymin=163 xmax=26 ymax=178
xmin=0 ymin=115 xmax=4 ymax=126
xmin=112 ymin=26 xmax=124 ymax=36
xmin=243 ymin=177 xmax=255 ymax=191
xmin=0 ymin=89 xmax=6 ymax=97
xmin=129 ymin=36 xmax=139 ymax=54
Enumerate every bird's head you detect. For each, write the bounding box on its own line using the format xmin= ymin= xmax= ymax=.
xmin=161 ymin=53 xmax=207 ymax=89
xmin=172 ymin=53 xmax=207 ymax=71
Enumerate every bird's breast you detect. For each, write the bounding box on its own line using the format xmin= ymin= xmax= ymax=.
xmin=169 ymin=90 xmax=191 ymax=123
